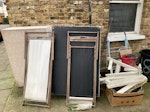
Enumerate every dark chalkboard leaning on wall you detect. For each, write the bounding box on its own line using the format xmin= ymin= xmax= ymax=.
xmin=52 ymin=26 xmax=100 ymax=96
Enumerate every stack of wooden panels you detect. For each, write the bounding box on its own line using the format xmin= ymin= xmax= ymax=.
xmin=100 ymin=57 xmax=147 ymax=94
xmin=100 ymin=57 xmax=147 ymax=106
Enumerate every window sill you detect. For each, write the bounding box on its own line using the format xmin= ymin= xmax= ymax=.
xmin=108 ymin=33 xmax=145 ymax=42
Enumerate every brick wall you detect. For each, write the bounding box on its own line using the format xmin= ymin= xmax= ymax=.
xmin=6 ymin=0 xmax=150 ymax=68
xmin=141 ymin=0 xmax=150 ymax=47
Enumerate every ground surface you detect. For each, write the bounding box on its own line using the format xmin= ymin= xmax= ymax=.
xmin=1 ymin=41 xmax=150 ymax=112
xmin=0 ymin=42 xmax=14 ymax=112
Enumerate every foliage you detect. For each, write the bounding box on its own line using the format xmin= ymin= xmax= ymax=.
xmin=3 ymin=17 xmax=9 ymax=24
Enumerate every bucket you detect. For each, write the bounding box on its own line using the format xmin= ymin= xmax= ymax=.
xmin=140 ymin=49 xmax=150 ymax=82
xmin=121 ymin=54 xmax=136 ymax=67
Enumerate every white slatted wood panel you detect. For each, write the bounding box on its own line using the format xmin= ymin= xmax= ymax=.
xmin=25 ymin=39 xmax=51 ymax=102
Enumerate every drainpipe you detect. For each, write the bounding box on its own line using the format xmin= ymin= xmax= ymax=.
xmin=88 ymin=0 xmax=92 ymax=25
xmin=2 ymin=3 xmax=8 ymax=18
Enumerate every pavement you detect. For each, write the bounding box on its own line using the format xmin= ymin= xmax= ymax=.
xmin=0 ymin=41 xmax=14 ymax=112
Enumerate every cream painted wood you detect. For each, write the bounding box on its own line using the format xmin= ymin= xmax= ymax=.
xmin=106 ymin=72 xmax=138 ymax=76
xmin=107 ymin=75 xmax=147 ymax=88
xmin=24 ymin=39 xmax=51 ymax=102
xmin=1 ymin=26 xmax=52 ymax=87
xmin=107 ymin=57 xmax=138 ymax=72
xmin=100 ymin=75 xmax=139 ymax=82
xmin=115 ymin=64 xmax=121 ymax=73
xmin=116 ymin=83 xmax=138 ymax=93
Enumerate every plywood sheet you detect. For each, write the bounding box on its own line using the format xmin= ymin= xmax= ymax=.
xmin=24 ymin=39 xmax=51 ymax=102
xmin=1 ymin=26 xmax=52 ymax=86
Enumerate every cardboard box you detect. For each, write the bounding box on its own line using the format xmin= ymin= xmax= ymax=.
xmin=0 ymin=16 xmax=4 ymax=23
xmin=120 ymin=49 xmax=132 ymax=57
xmin=106 ymin=88 xmax=144 ymax=106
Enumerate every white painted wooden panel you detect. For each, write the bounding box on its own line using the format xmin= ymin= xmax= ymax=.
xmin=25 ymin=39 xmax=51 ymax=102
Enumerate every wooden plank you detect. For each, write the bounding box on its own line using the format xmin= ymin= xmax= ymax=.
xmin=66 ymin=58 xmax=71 ymax=104
xmin=126 ymin=81 xmax=147 ymax=93
xmin=100 ymin=75 xmax=139 ymax=82
xmin=68 ymin=31 xmax=98 ymax=34
xmin=66 ymin=39 xmax=71 ymax=104
xmin=93 ymin=54 xmax=97 ymax=106
xmin=70 ymin=39 xmax=97 ymax=42
xmin=107 ymin=57 xmax=138 ymax=71
xmin=69 ymin=101 xmax=93 ymax=105
xmin=71 ymin=46 xmax=94 ymax=49
xmin=124 ymin=67 xmax=138 ymax=72
xmin=116 ymin=81 xmax=147 ymax=94
xmin=108 ymin=59 xmax=113 ymax=74
xmin=116 ymin=83 xmax=138 ymax=93
xmin=69 ymin=97 xmax=93 ymax=101
xmin=105 ymin=71 xmax=138 ymax=76
xmin=115 ymin=64 xmax=121 ymax=73
xmin=107 ymin=75 xmax=147 ymax=89
xmin=110 ymin=1 xmax=141 ymax=4
xmin=70 ymin=36 xmax=97 ymax=40
xmin=23 ymin=102 xmax=50 ymax=108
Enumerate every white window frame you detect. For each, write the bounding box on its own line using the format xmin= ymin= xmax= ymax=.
xmin=108 ymin=0 xmax=145 ymax=42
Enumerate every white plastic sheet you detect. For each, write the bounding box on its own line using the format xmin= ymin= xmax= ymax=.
xmin=25 ymin=39 xmax=51 ymax=102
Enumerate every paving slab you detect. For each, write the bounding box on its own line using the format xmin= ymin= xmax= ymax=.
xmin=0 ymin=71 xmax=13 ymax=80
xmin=0 ymin=89 xmax=11 ymax=112
xmin=4 ymin=86 xmax=68 ymax=112
xmin=0 ymin=42 xmax=14 ymax=112
xmin=3 ymin=83 xmax=150 ymax=112
xmin=0 ymin=78 xmax=14 ymax=90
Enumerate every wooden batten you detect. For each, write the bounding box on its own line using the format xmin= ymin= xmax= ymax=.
xmin=100 ymin=57 xmax=147 ymax=94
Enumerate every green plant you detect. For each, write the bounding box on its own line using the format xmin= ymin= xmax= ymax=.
xmin=67 ymin=104 xmax=78 ymax=112
xmin=3 ymin=17 xmax=9 ymax=24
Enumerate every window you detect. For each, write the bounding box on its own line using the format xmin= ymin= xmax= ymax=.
xmin=109 ymin=0 xmax=144 ymax=33
xmin=110 ymin=4 xmax=137 ymax=32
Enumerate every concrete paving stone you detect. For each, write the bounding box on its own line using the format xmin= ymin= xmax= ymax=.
xmin=0 ymin=54 xmax=9 ymax=61
xmin=0 ymin=40 xmax=14 ymax=112
xmin=0 ymin=42 xmax=4 ymax=48
xmin=0 ymin=50 xmax=5 ymax=55
xmin=3 ymin=83 xmax=150 ymax=112
xmin=0 ymin=89 xmax=11 ymax=112
xmin=0 ymin=78 xmax=14 ymax=90
xmin=0 ymin=45 xmax=5 ymax=52
xmin=0 ymin=42 xmax=9 ymax=60
xmin=0 ymin=61 xmax=9 ymax=72
xmin=0 ymin=65 xmax=9 ymax=72
xmin=5 ymin=65 xmax=13 ymax=72
xmin=0 ymin=71 xmax=13 ymax=80
xmin=4 ymin=87 xmax=68 ymax=112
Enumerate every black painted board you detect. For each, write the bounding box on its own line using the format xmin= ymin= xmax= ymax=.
xmin=52 ymin=26 xmax=100 ymax=96
xmin=70 ymin=48 xmax=94 ymax=97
